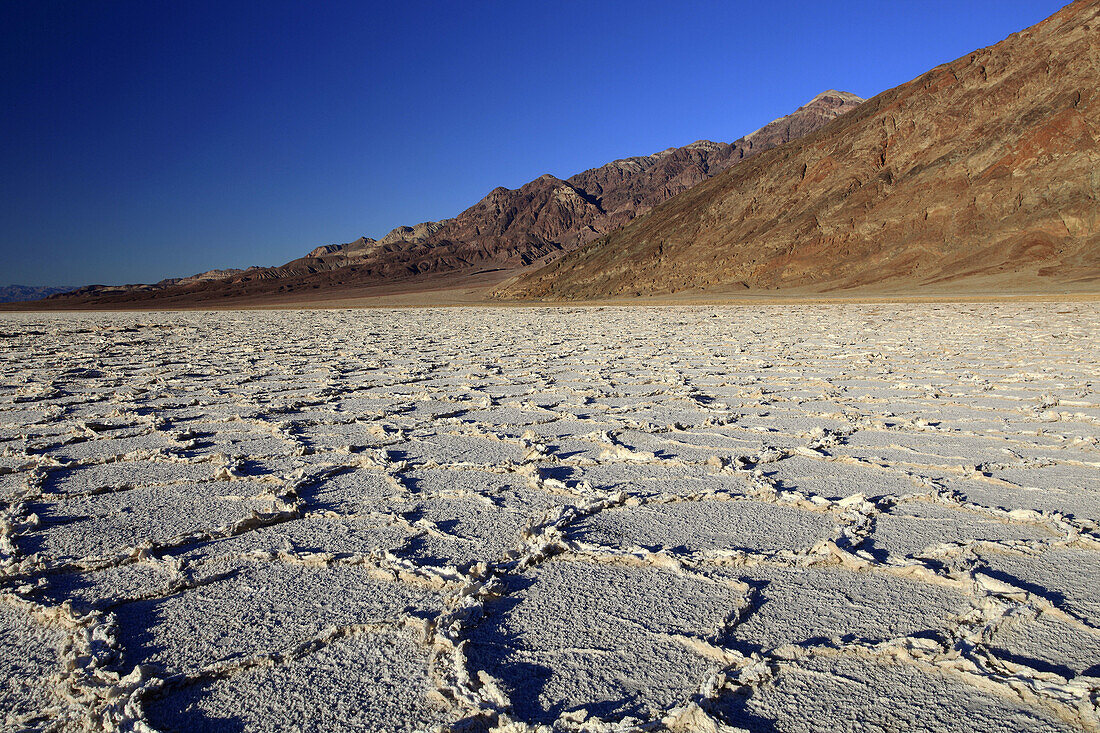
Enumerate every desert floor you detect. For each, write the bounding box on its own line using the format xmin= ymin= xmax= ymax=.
xmin=1 ymin=304 xmax=1098 ymax=732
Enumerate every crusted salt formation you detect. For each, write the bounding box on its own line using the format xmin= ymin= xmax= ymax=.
xmin=0 ymin=303 xmax=1097 ymax=731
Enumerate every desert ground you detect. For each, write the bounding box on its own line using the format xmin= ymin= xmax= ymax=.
xmin=1 ymin=303 xmax=1098 ymax=732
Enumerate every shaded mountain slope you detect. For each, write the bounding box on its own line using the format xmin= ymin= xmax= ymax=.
xmin=45 ymin=92 xmax=861 ymax=307
xmin=497 ymin=1 xmax=1100 ymax=300
xmin=253 ymin=90 xmax=863 ymax=279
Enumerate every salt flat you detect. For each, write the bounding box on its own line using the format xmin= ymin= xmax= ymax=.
xmin=1 ymin=304 xmax=1097 ymax=733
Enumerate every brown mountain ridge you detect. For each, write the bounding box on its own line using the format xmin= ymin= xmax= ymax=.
xmin=496 ymin=0 xmax=1100 ymax=300
xmin=42 ymin=92 xmax=862 ymax=307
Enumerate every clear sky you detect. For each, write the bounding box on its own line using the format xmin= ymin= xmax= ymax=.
xmin=1 ymin=0 xmax=1068 ymax=286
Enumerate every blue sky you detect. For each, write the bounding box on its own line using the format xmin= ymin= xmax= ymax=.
xmin=1 ymin=0 xmax=1068 ymax=286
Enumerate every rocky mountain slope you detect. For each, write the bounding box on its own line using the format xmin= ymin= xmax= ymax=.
xmin=46 ymin=92 xmax=861 ymax=306
xmin=497 ymin=1 xmax=1100 ymax=300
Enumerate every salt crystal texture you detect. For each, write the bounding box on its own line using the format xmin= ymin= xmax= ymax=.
xmin=0 ymin=304 xmax=1097 ymax=731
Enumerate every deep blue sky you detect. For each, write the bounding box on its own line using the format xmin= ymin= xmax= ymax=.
xmin=1 ymin=1 xmax=1067 ymax=286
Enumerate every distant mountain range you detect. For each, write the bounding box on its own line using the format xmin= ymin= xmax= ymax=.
xmin=0 ymin=285 xmax=76 ymax=303
xmin=497 ymin=0 xmax=1100 ymax=299
xmin=39 ymin=91 xmax=863 ymax=307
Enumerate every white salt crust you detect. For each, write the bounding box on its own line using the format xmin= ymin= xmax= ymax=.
xmin=0 ymin=304 xmax=1097 ymax=731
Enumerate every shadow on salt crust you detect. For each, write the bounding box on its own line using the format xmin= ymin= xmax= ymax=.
xmin=986 ymin=611 xmax=1100 ymax=678
xmin=467 ymin=560 xmax=744 ymax=723
xmin=112 ymin=562 xmax=443 ymax=675
xmin=975 ymin=547 xmax=1100 ymax=626
xmin=146 ymin=630 xmax=451 ymax=733
xmin=1 ymin=605 xmax=73 ymax=730
xmin=569 ymin=499 xmax=836 ymax=553
xmin=24 ymin=480 xmax=277 ymax=562
xmin=865 ymin=501 xmax=1057 ymax=560
xmin=714 ymin=654 xmax=1076 ymax=732
xmin=715 ymin=565 xmax=970 ymax=651
xmin=758 ymin=455 xmax=927 ymax=500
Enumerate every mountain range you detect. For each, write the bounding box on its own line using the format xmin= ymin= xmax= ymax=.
xmin=20 ymin=0 xmax=1100 ymax=308
xmin=497 ymin=0 xmax=1100 ymax=299
xmin=38 ymin=92 xmax=863 ymax=307
xmin=0 ymin=285 xmax=77 ymax=304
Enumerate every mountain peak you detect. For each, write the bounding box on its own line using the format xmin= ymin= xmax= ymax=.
xmin=739 ymin=89 xmax=863 ymax=147
xmin=805 ymin=89 xmax=864 ymax=106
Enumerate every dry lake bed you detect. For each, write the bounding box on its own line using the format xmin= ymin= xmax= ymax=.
xmin=1 ymin=304 xmax=1098 ymax=733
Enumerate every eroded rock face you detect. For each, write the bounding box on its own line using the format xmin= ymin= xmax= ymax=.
xmin=42 ymin=92 xmax=861 ymax=307
xmin=499 ymin=2 xmax=1100 ymax=299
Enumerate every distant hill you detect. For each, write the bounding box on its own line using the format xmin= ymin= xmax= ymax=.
xmin=0 ymin=285 xmax=77 ymax=303
xmin=496 ymin=1 xmax=1100 ymax=299
xmin=40 ymin=92 xmax=862 ymax=308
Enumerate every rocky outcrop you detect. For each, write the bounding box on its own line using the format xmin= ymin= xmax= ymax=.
xmin=497 ymin=3 xmax=1100 ymax=299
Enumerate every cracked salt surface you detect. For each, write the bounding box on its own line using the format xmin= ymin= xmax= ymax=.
xmin=146 ymin=627 xmax=451 ymax=733
xmin=0 ymin=303 xmax=1097 ymax=732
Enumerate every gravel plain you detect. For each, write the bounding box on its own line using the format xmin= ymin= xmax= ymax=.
xmin=1 ymin=304 xmax=1098 ymax=732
